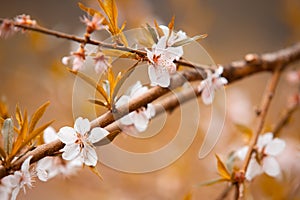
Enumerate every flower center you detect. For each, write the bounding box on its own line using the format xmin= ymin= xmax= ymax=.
xmin=75 ymin=133 xmax=85 ymax=149
xmin=152 ymin=54 xmax=161 ymax=64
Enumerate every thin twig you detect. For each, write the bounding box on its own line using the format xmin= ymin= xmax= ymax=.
xmin=241 ymin=66 xmax=282 ymax=182
xmin=216 ymin=184 xmax=234 ymax=200
xmin=0 ymin=19 xmax=300 ymax=179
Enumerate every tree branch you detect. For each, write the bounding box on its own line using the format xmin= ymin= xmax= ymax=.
xmin=240 ymin=66 xmax=282 ymax=189
xmin=1 ymin=18 xmax=300 ymax=180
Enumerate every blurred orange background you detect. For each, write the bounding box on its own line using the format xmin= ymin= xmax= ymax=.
xmin=0 ymin=0 xmax=300 ymax=199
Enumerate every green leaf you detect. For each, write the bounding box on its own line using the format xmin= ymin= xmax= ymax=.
xmin=28 ymin=101 xmax=50 ymax=133
xmin=172 ymin=34 xmax=207 ymax=47
xmin=215 ymin=154 xmax=231 ymax=181
xmin=1 ymin=118 xmax=14 ymax=155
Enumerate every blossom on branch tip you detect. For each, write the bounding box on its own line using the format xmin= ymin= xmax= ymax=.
xmin=115 ymin=81 xmax=156 ymax=133
xmin=81 ymin=14 xmax=107 ymax=34
xmin=236 ymin=132 xmax=286 ymax=181
xmin=1 ymin=156 xmax=35 ymax=200
xmin=198 ymin=66 xmax=228 ymax=105
xmin=14 ymin=14 xmax=36 ymax=26
xmin=57 ymin=117 xmax=109 ymax=166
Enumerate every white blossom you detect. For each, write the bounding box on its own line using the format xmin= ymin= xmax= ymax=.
xmin=36 ymin=127 xmax=82 ymax=181
xmin=115 ymin=81 xmax=155 ymax=133
xmin=236 ymin=132 xmax=286 ymax=181
xmin=93 ymin=51 xmax=110 ymax=74
xmin=198 ymin=66 xmax=228 ymax=105
xmin=0 ymin=20 xmax=16 ymax=39
xmin=1 ymin=156 xmax=34 ymax=200
xmin=146 ymin=25 xmax=186 ymax=87
xmin=14 ymin=14 xmax=36 ymax=26
xmin=81 ymin=14 xmax=107 ymax=33
xmin=57 ymin=117 xmax=109 ymax=166
xmin=62 ymin=48 xmax=86 ymax=71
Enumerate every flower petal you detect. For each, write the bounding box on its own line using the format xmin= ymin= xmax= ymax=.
xmin=133 ymin=112 xmax=149 ymax=132
xmin=120 ymin=114 xmax=134 ymax=126
xmin=57 ymin=127 xmax=77 ymax=144
xmin=148 ymin=65 xmax=170 ymax=87
xmin=62 ymin=144 xmax=80 ymax=161
xmin=235 ymin=146 xmax=249 ymax=160
xmin=82 ymin=145 xmax=98 ymax=166
xmin=156 ymin=36 xmax=167 ymax=51
xmin=257 ymin=132 xmax=273 ymax=150
xmin=245 ymin=158 xmax=263 ymax=181
xmin=115 ymin=95 xmax=130 ymax=109
xmin=1 ymin=174 xmax=20 ymax=188
xmin=74 ymin=117 xmax=90 ymax=135
xmin=11 ymin=187 xmax=21 ymax=200
xmin=146 ymin=104 xmax=156 ymax=118
xmin=201 ymin=86 xmax=214 ymax=105
xmin=262 ymin=156 xmax=281 ymax=177
xmin=21 ymin=156 xmax=32 ymax=173
xmin=88 ymin=127 xmax=109 ymax=143
xmin=36 ymin=168 xmax=48 ymax=182
xmin=265 ymin=138 xmax=286 ymax=156
xmin=43 ymin=126 xmax=58 ymax=144
xmin=215 ymin=66 xmax=224 ymax=76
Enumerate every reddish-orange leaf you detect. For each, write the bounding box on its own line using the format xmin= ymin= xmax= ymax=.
xmin=154 ymin=19 xmax=164 ymax=38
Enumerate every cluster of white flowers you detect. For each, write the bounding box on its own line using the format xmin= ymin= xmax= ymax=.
xmin=235 ymin=132 xmax=286 ymax=181
xmin=61 ymin=14 xmax=109 ymax=73
xmin=0 ymin=156 xmax=34 ymax=200
xmin=115 ymin=81 xmax=156 ymax=134
xmin=0 ymin=124 xmax=93 ymax=200
xmin=146 ymin=25 xmax=187 ymax=88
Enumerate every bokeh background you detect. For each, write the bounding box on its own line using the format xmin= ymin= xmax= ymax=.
xmin=0 ymin=0 xmax=300 ymax=199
